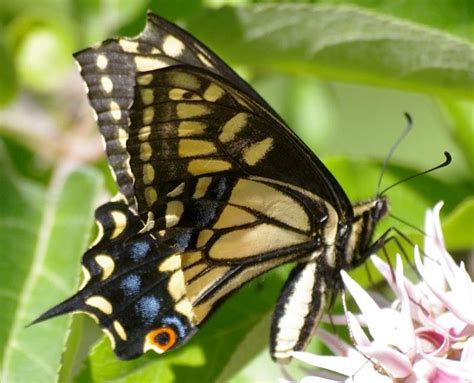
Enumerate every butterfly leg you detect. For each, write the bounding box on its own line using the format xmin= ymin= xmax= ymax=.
xmin=361 ymin=226 xmax=420 ymax=280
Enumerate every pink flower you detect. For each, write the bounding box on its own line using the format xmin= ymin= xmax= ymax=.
xmin=292 ymin=203 xmax=474 ymax=382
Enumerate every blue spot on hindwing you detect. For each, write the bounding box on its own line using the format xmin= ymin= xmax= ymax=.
xmin=162 ymin=316 xmax=186 ymax=338
xmin=129 ymin=240 xmax=150 ymax=261
xmin=175 ymin=230 xmax=192 ymax=251
xmin=195 ymin=201 xmax=218 ymax=227
xmin=213 ymin=177 xmax=227 ymax=199
xmin=120 ymin=274 xmax=141 ymax=296
xmin=135 ymin=296 xmax=160 ymax=325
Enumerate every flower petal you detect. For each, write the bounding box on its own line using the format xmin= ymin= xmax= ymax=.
xmin=346 ymin=311 xmax=371 ymax=347
xmin=357 ymin=345 xmax=412 ymax=378
xmin=292 ymin=352 xmax=364 ymax=376
xmin=371 ymin=255 xmax=422 ymax=322
xmin=415 ymin=247 xmax=474 ymax=325
xmin=394 ymin=254 xmax=416 ymax=357
xmin=460 ymin=337 xmax=474 ymax=364
xmin=300 ymin=376 xmax=339 ymax=383
xmin=317 ymin=329 xmax=355 ymax=357
xmin=415 ymin=327 xmax=450 ymax=356
xmin=424 ymin=353 xmax=474 ymax=381
xmin=341 ymin=271 xmax=385 ymax=340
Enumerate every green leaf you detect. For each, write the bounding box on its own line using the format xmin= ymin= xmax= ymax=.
xmin=310 ymin=0 xmax=474 ymax=42
xmin=185 ymin=4 xmax=474 ymax=98
xmin=443 ymin=197 xmax=474 ymax=250
xmin=0 ymin=144 xmax=102 ymax=383
xmin=72 ymin=0 xmax=150 ymax=44
xmin=0 ymin=37 xmax=17 ymax=106
xmin=14 ymin=24 xmax=76 ymax=92
xmin=441 ymin=99 xmax=474 ymax=172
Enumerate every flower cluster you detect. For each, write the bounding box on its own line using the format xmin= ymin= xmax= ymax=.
xmin=292 ymin=203 xmax=474 ymax=382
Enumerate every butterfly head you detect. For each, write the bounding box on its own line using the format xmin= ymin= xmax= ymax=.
xmin=345 ymin=195 xmax=389 ymax=269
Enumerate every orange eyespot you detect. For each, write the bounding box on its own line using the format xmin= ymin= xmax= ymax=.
xmin=146 ymin=326 xmax=177 ymax=352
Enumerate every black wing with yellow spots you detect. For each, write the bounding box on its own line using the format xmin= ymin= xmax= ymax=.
xmin=32 ymin=200 xmax=197 ymax=359
xmin=34 ymin=12 xmax=389 ymax=364
xmin=73 ymin=12 xmax=351 ymax=218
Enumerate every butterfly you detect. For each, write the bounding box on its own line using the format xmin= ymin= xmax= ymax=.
xmin=33 ymin=12 xmax=389 ymax=363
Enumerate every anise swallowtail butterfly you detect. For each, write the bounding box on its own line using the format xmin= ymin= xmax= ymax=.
xmin=34 ymin=12 xmax=390 ymax=363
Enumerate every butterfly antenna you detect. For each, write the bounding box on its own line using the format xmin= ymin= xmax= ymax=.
xmin=380 ymin=151 xmax=452 ymax=196
xmin=376 ymin=112 xmax=413 ymax=196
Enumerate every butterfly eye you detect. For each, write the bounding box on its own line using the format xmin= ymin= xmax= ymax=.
xmin=146 ymin=327 xmax=177 ymax=352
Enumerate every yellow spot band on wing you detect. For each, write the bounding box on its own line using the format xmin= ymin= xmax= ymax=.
xmin=94 ymin=254 xmax=115 ymax=280
xmin=85 ymin=296 xmax=113 ymax=314
xmin=119 ymin=40 xmax=140 ymax=53
xmin=193 ymin=177 xmax=212 ymax=199
xmin=145 ymin=186 xmax=158 ymax=206
xmin=178 ymin=121 xmax=206 ymax=137
xmin=165 ymin=201 xmax=184 ymax=227
xmin=96 ymin=54 xmax=108 ymax=70
xmin=178 ymin=139 xmax=217 ymax=157
xmin=243 ymin=137 xmax=274 ymax=166
xmin=175 ymin=298 xmax=195 ymax=322
xmin=162 ymin=35 xmax=185 ymax=57
xmin=203 ymin=83 xmax=225 ymax=102
xmin=176 ymin=103 xmax=211 ymax=119
xmin=168 ymin=270 xmax=186 ymax=301
xmin=110 ymin=210 xmax=127 ymax=239
xmin=110 ymin=101 xmax=122 ymax=120
xmin=143 ymin=107 xmax=155 ymax=125
xmin=169 ymin=88 xmax=201 ymax=101
xmin=188 ymin=159 xmax=231 ymax=175
xmin=138 ymin=126 xmax=151 ymax=141
xmin=140 ymin=142 xmax=152 ymax=162
xmin=137 ymin=74 xmax=154 ymax=86
xmin=101 ymin=76 xmax=113 ymax=93
xmin=141 ymin=88 xmax=154 ymax=105
xmin=143 ymin=163 xmax=155 ymax=185
xmin=219 ymin=113 xmax=248 ymax=143
xmin=113 ymin=320 xmax=128 ymax=341
xmin=134 ymin=56 xmax=168 ymax=71
xmin=159 ymin=254 xmax=181 ymax=272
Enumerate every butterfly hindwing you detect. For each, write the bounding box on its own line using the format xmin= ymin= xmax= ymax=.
xmin=143 ymin=174 xmax=336 ymax=325
xmin=33 ymin=200 xmax=197 ymax=360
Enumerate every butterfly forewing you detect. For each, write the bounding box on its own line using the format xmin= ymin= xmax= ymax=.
xmin=127 ymin=65 xmax=351 ymax=221
xmin=74 ymin=12 xmax=275 ymax=210
xmin=74 ymin=12 xmax=351 ymax=218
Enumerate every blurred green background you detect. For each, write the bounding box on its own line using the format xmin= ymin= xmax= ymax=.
xmin=0 ymin=1 xmax=473 ymax=382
